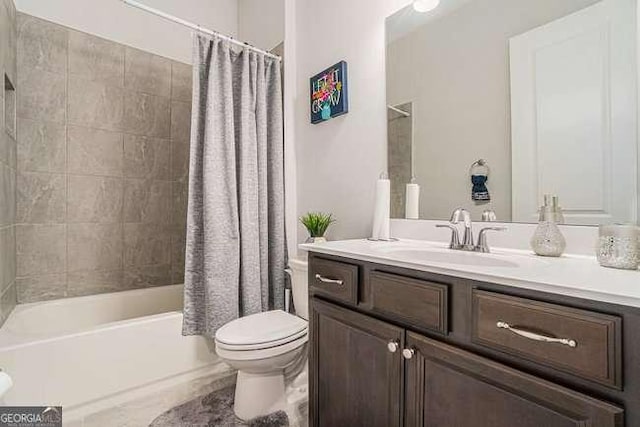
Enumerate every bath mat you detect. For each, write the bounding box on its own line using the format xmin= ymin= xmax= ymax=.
xmin=149 ymin=385 xmax=290 ymax=427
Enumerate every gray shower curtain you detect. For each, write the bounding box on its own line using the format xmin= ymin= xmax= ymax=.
xmin=182 ymin=34 xmax=286 ymax=337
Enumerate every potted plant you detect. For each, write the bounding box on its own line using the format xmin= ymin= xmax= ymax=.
xmin=300 ymin=212 xmax=335 ymax=243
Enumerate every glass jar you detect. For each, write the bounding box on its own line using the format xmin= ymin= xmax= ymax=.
xmin=596 ymin=225 xmax=639 ymax=270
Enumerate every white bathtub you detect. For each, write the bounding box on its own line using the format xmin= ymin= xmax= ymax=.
xmin=0 ymin=285 xmax=219 ymax=414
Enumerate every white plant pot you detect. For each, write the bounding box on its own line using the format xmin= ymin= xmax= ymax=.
xmin=305 ymin=236 xmax=327 ymax=244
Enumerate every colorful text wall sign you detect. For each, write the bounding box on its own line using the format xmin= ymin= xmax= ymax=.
xmin=310 ymin=61 xmax=349 ymax=124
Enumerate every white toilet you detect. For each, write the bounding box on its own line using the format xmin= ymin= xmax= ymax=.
xmin=214 ymin=258 xmax=308 ymax=421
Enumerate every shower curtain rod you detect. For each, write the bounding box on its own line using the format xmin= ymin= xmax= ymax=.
xmin=387 ymin=105 xmax=411 ymax=117
xmin=120 ymin=0 xmax=282 ymax=61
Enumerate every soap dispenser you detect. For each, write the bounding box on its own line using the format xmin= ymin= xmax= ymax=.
xmin=530 ymin=195 xmax=566 ymax=257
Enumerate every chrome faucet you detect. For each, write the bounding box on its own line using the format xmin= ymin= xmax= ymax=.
xmin=450 ymin=208 xmax=474 ymax=250
xmin=436 ymin=208 xmax=506 ymax=253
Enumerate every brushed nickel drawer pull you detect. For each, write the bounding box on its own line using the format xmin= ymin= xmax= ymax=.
xmin=497 ymin=321 xmax=577 ymax=348
xmin=315 ymin=274 xmax=344 ymax=286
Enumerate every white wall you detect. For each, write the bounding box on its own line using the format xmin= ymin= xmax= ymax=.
xmin=14 ymin=0 xmax=238 ymax=63
xmin=293 ymin=0 xmax=412 ymax=246
xmin=238 ymin=0 xmax=284 ymax=51
xmin=283 ymin=0 xmax=298 ymax=258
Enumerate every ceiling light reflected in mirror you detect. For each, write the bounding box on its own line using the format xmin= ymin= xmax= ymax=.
xmin=413 ymin=0 xmax=441 ymax=13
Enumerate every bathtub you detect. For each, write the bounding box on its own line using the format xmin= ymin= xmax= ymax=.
xmin=0 ymin=285 xmax=220 ymax=415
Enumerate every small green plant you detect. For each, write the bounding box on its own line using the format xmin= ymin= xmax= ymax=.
xmin=300 ymin=212 xmax=336 ymax=238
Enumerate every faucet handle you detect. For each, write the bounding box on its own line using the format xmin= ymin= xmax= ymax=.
xmin=436 ymin=224 xmax=461 ymax=249
xmin=476 ymin=227 xmax=507 ymax=253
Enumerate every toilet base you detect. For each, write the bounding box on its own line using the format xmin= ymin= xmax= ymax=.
xmin=233 ymin=370 xmax=286 ymax=421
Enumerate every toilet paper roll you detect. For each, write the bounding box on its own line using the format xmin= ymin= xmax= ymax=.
xmin=405 ymin=183 xmax=420 ymax=220
xmin=0 ymin=371 xmax=13 ymax=398
xmin=372 ymin=177 xmax=391 ymax=240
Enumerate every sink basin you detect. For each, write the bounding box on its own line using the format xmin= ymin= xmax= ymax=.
xmin=383 ymin=248 xmax=520 ymax=268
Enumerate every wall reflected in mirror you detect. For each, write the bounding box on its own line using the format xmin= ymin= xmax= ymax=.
xmin=386 ymin=0 xmax=639 ymax=225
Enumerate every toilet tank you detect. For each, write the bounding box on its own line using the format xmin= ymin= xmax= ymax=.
xmin=287 ymin=258 xmax=308 ymax=320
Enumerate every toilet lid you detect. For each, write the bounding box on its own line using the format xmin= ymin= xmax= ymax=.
xmin=215 ymin=310 xmax=308 ymax=349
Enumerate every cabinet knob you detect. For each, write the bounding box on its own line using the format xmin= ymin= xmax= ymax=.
xmin=387 ymin=340 xmax=399 ymax=353
xmin=402 ymin=348 xmax=415 ymax=360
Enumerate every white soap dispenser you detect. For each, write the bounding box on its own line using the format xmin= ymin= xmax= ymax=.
xmin=530 ymin=195 xmax=566 ymax=257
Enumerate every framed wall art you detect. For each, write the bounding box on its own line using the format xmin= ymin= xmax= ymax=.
xmin=310 ymin=61 xmax=349 ymax=124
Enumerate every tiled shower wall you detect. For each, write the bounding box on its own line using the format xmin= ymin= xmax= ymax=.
xmin=388 ymin=102 xmax=413 ymax=219
xmin=0 ymin=0 xmax=17 ymax=324
xmin=15 ymin=14 xmax=192 ymax=303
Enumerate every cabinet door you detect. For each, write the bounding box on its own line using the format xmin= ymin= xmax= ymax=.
xmin=310 ymin=298 xmax=404 ymax=427
xmin=405 ymin=332 xmax=623 ymax=427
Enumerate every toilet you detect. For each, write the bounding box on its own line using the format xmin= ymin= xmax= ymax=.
xmin=214 ymin=258 xmax=309 ymax=421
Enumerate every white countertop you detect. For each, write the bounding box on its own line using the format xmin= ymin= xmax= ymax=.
xmin=299 ymin=239 xmax=640 ymax=308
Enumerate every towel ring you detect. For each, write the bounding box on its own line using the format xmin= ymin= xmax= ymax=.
xmin=469 ymin=159 xmax=490 ymax=177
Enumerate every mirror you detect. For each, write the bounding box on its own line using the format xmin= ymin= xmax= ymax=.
xmin=386 ymin=0 xmax=639 ymax=225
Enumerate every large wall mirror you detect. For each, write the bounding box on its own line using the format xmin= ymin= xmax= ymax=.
xmin=386 ymin=0 xmax=639 ymax=225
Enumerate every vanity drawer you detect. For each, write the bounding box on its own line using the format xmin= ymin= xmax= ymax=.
xmin=310 ymin=257 xmax=359 ymax=304
xmin=370 ymin=271 xmax=448 ymax=334
xmin=472 ymin=290 xmax=622 ymax=388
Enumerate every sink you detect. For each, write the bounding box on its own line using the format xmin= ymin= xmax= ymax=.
xmin=382 ymin=248 xmax=520 ymax=268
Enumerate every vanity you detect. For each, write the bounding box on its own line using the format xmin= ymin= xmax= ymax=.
xmin=299 ymin=0 xmax=640 ymax=423
xmin=301 ymin=239 xmax=640 ymax=427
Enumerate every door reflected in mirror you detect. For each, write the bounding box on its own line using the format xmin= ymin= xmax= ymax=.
xmin=386 ymin=0 xmax=639 ymax=225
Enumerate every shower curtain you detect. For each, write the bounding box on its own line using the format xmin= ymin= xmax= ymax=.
xmin=182 ymin=34 xmax=286 ymax=337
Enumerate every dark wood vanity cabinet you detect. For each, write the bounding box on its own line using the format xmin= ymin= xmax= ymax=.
xmin=308 ymin=253 xmax=633 ymax=427
xmin=311 ymin=299 xmax=404 ymax=427
xmin=405 ymin=332 xmax=622 ymax=427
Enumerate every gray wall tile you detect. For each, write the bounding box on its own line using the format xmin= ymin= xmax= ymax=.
xmin=67 ymin=269 xmax=124 ymax=297
xmin=4 ymin=77 xmax=16 ymax=141
xmin=0 ymin=163 xmax=15 ymax=227
xmin=2 ymin=0 xmax=17 ymax=84
xmin=17 ymin=69 xmax=66 ymax=123
xmin=67 ymin=175 xmax=123 ymax=223
xmin=170 ymin=100 xmax=191 ymax=141
xmin=0 ymin=2 xmax=6 ymax=77
xmin=68 ymin=126 xmax=123 ymax=176
xmin=0 ymin=282 xmax=16 ymax=323
xmin=0 ymin=119 xmax=17 ymax=169
xmin=123 ymin=92 xmax=170 ymax=138
xmin=125 ymin=47 xmax=171 ymax=97
xmin=0 ymin=0 xmax=16 ymax=325
xmin=170 ymin=139 xmax=189 ymax=182
xmin=124 ymin=264 xmax=171 ymax=289
xmin=17 ymin=171 xmax=66 ymax=223
xmin=68 ymin=77 xmax=124 ymax=131
xmin=68 ymin=30 xmax=124 ymax=87
xmin=67 ymin=223 xmax=123 ymax=271
xmin=171 ymin=61 xmax=192 ymax=102
xmin=124 ymin=223 xmax=170 ymax=267
xmin=123 ymin=179 xmax=171 ymax=224
xmin=0 ymin=225 xmax=15 ymax=292
xmin=17 ymin=13 xmax=67 ymax=75
xmin=16 ymin=273 xmax=66 ymax=303
xmin=170 ymin=224 xmax=185 ymax=284
xmin=124 ymin=135 xmax=170 ymax=180
xmin=16 ymin=224 xmax=66 ymax=276
xmin=13 ymin=15 xmax=189 ymax=303
xmin=17 ymin=119 xmax=66 ymax=173
xmin=172 ymin=181 xmax=188 ymax=225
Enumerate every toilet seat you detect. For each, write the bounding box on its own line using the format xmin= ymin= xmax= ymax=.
xmin=215 ymin=310 xmax=308 ymax=351
xmin=215 ymin=334 xmax=308 ymax=362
